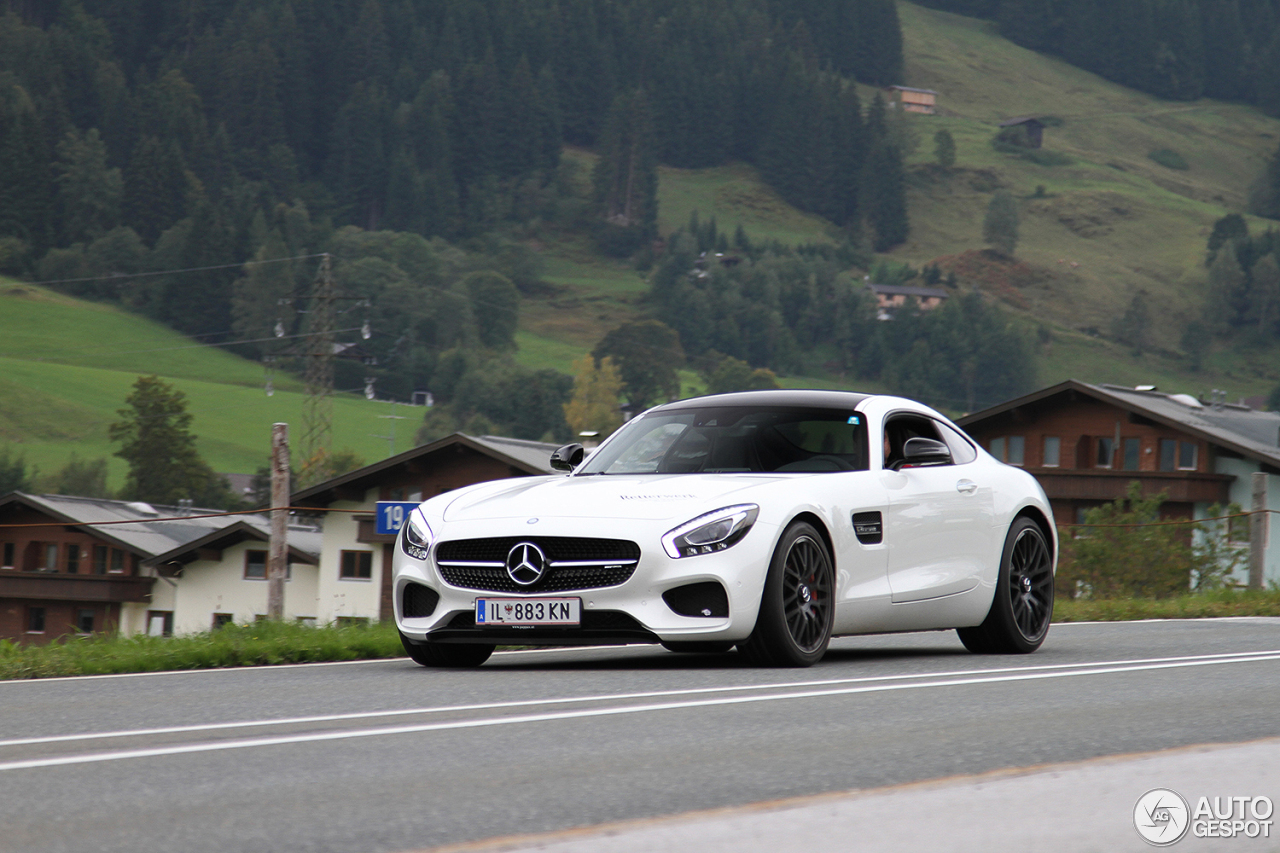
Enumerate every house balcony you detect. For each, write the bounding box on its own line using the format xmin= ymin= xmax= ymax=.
xmin=0 ymin=572 xmax=155 ymax=603
xmin=1030 ymin=469 xmax=1234 ymax=505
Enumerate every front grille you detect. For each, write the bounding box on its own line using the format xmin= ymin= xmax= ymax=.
xmin=435 ymin=537 xmax=640 ymax=593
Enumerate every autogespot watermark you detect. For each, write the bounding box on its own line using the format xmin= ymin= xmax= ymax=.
xmin=1134 ymin=788 xmax=1274 ymax=845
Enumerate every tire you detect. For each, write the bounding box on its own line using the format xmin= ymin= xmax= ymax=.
xmin=738 ymin=522 xmax=835 ymax=667
xmin=957 ymin=517 xmax=1054 ymax=654
xmin=661 ymin=641 xmax=735 ymax=654
xmin=400 ymin=632 xmax=494 ymax=668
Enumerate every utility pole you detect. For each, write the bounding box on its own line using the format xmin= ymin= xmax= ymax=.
xmin=1250 ymin=472 xmax=1268 ymax=590
xmin=373 ymin=401 xmax=408 ymax=457
xmin=267 ymin=423 xmax=290 ymax=620
xmin=300 ymin=253 xmax=335 ymax=486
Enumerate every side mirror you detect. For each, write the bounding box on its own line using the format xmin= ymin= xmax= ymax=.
xmin=550 ymin=443 xmax=585 ymax=472
xmin=895 ymin=437 xmax=951 ymax=471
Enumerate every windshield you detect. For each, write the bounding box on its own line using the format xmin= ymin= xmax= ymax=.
xmin=578 ymin=407 xmax=869 ymax=475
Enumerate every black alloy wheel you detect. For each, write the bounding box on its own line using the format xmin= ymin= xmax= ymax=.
xmin=957 ymin=517 xmax=1054 ymax=654
xmin=739 ymin=522 xmax=835 ymax=667
xmin=400 ymin=632 xmax=494 ymax=667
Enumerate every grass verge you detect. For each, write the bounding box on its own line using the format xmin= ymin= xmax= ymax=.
xmin=0 ymin=620 xmax=405 ymax=680
xmin=1052 ymin=589 xmax=1280 ymax=622
xmin=3 ymin=590 xmax=1279 ymax=679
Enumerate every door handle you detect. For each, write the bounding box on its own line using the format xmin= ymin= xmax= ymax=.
xmin=956 ymin=479 xmax=978 ymax=494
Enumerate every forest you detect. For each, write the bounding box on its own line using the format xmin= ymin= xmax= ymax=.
xmin=0 ymin=0 xmax=927 ymax=442
xmin=912 ymin=0 xmax=1280 ymax=109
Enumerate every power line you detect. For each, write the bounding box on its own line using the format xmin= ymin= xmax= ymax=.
xmin=17 ymin=253 xmax=329 ymax=288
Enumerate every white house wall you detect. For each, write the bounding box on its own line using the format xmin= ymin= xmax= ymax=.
xmin=1212 ymin=458 xmax=1279 ymax=586
xmin=123 ymin=541 xmax=320 ymax=636
xmin=315 ymin=492 xmax=382 ymax=624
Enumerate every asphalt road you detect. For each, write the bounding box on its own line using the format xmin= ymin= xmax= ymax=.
xmin=1 ymin=619 xmax=1279 ymax=853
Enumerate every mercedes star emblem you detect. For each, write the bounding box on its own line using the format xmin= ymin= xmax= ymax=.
xmin=505 ymin=542 xmax=547 ymax=586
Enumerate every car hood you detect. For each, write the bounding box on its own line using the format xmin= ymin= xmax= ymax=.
xmin=440 ymin=474 xmax=781 ymax=523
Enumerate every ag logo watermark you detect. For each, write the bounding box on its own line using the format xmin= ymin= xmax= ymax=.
xmin=1134 ymin=789 xmax=1274 ymax=845
xmin=1135 ymin=789 xmax=1191 ymax=846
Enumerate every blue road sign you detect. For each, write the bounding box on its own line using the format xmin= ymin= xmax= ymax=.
xmin=375 ymin=501 xmax=420 ymax=536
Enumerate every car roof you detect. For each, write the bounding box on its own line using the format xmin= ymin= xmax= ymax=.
xmin=653 ymin=389 xmax=873 ymax=412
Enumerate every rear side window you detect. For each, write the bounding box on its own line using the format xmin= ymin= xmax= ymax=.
xmin=883 ymin=415 xmax=943 ymax=468
xmin=936 ymin=421 xmax=978 ymax=465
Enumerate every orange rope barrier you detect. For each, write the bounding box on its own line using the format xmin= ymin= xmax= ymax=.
xmin=0 ymin=506 xmax=365 ymax=530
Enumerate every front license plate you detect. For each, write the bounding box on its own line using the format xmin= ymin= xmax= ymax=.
xmin=475 ymin=597 xmax=581 ymax=626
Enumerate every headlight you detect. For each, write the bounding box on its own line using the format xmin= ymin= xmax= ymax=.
xmin=400 ymin=510 xmax=433 ymax=561
xmin=662 ymin=504 xmax=759 ymax=559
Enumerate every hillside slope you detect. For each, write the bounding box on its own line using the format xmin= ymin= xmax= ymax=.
xmin=884 ymin=1 xmax=1280 ymax=396
xmin=517 ymin=2 xmax=1280 ymax=403
xmin=0 ymin=282 xmax=408 ymax=488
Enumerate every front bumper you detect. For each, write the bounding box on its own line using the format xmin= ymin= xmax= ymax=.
xmin=393 ymin=519 xmax=776 ymax=646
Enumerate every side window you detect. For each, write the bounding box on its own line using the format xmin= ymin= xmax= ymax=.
xmin=935 ymin=421 xmax=978 ymax=465
xmin=883 ymin=415 xmax=945 ymax=469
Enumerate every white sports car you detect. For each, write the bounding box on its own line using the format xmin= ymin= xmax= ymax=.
xmin=394 ymin=390 xmax=1056 ymax=667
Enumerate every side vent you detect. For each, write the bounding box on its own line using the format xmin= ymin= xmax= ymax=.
xmin=852 ymin=511 xmax=883 ymax=545
xmin=662 ymin=582 xmax=729 ymax=618
xmin=402 ymin=583 xmax=440 ymax=618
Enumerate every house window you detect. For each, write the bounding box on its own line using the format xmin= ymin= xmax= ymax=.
xmin=147 ymin=611 xmax=173 ymax=637
xmin=211 ymin=613 xmax=234 ymax=630
xmin=38 ymin=543 xmax=57 ymax=571
xmin=65 ymin=544 xmax=79 ymax=574
xmin=244 ymin=550 xmax=267 ymax=580
xmin=109 ymin=549 xmax=125 ymax=574
xmin=1178 ymin=441 xmax=1198 ymax=470
xmin=1007 ymin=436 xmax=1025 ymax=466
xmin=27 ymin=606 xmax=46 ymax=633
xmin=296 ymin=616 xmax=318 ymax=627
xmin=336 ymin=616 xmax=370 ymax=627
xmin=93 ymin=545 xmax=108 ymax=574
xmin=2 ymin=542 xmax=12 ymax=568
xmin=76 ymin=609 xmax=95 ymax=634
xmin=1159 ymin=439 xmax=1177 ymax=471
xmin=1042 ymin=437 xmax=1061 ymax=467
xmin=990 ymin=437 xmax=1006 ymax=462
xmin=1122 ymin=438 xmax=1141 ymax=471
xmin=340 ymin=550 xmax=373 ymax=580
xmin=1095 ymin=437 xmax=1114 ymax=468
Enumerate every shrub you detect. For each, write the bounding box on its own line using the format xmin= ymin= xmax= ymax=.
xmin=1056 ymin=483 xmax=1244 ymax=599
xmin=1148 ymin=148 xmax=1190 ymax=170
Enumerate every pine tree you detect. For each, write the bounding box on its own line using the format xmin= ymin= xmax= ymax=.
xmin=0 ymin=75 xmax=54 ymax=254
xmin=983 ymin=190 xmax=1019 ymax=256
xmin=54 ymin=127 xmax=121 ymax=243
xmin=933 ymin=128 xmax=956 ymax=169
xmin=864 ymin=138 xmax=909 ymax=251
xmin=1207 ymin=241 xmax=1248 ymax=330
xmin=122 ymin=136 xmax=188 ymax=245
xmin=1246 ymin=253 xmax=1280 ymax=335
xmin=109 ymin=375 xmax=236 ymax=508
xmin=592 ymin=88 xmax=659 ymax=254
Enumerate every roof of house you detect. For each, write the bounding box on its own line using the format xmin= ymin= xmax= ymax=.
xmin=957 ymin=380 xmax=1280 ymax=470
xmin=291 ymin=432 xmax=560 ymax=508
xmin=999 ymin=116 xmax=1045 ymax=127
xmin=867 ymin=283 xmax=950 ymax=299
xmin=0 ymin=492 xmax=320 ymax=563
xmin=148 ymin=520 xmax=322 ymax=567
xmin=887 ymin=85 xmax=938 ymax=95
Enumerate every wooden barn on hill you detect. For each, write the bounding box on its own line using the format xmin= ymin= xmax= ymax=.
xmin=885 ymin=85 xmax=938 ymax=115
xmin=998 ymin=116 xmax=1045 ymax=148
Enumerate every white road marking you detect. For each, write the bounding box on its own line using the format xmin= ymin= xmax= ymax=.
xmin=0 ymin=649 xmax=1273 ymax=748
xmin=1 ymin=651 xmax=1278 ymax=772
